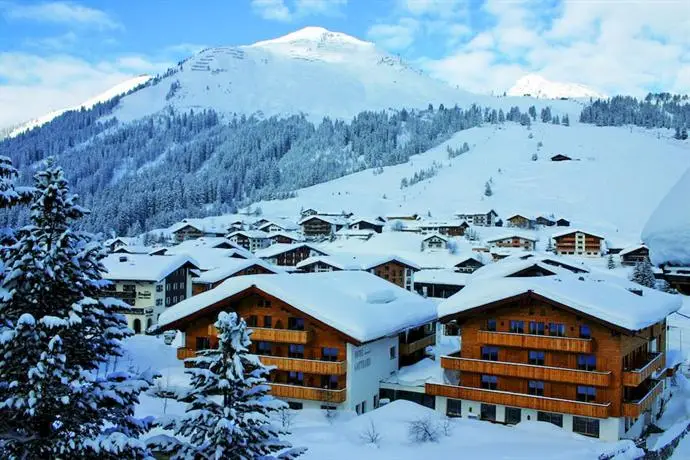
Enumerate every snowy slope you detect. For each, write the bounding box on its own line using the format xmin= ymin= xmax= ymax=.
xmin=115 ymin=27 xmax=578 ymax=123
xmin=8 ymin=74 xmax=151 ymax=138
xmin=251 ymin=122 xmax=690 ymax=246
xmin=507 ymin=74 xmax=606 ymax=100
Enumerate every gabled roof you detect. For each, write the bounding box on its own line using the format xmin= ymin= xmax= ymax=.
xmin=619 ymin=244 xmax=648 ymax=257
xmin=104 ymin=236 xmax=137 ymax=247
xmin=486 ymin=234 xmax=538 ymax=243
xmin=102 ymin=254 xmax=198 ymax=282
xmin=455 ymin=209 xmax=497 ymax=216
xmin=296 ymin=253 xmax=420 ymax=271
xmin=193 ymin=259 xmax=284 ymax=284
xmin=228 ymin=230 xmax=271 ymax=239
xmin=111 ymin=245 xmax=154 ymax=254
xmin=254 ymin=242 xmax=327 ymax=259
xmin=266 ymin=231 xmax=303 ymax=241
xmin=551 ymin=228 xmax=605 ymax=240
xmin=298 ymin=214 xmax=349 ymax=226
xmin=165 ymin=247 xmax=253 ymax=270
xmin=169 ymin=218 xmax=229 ymax=235
xmin=438 ymin=274 xmax=681 ymax=332
xmin=171 ymin=237 xmax=253 ymax=258
xmin=158 ymin=272 xmax=437 ymax=343
xmin=414 ymin=269 xmax=469 ymax=286
xmin=422 ymin=233 xmax=449 ymax=242
xmin=469 ymin=254 xmax=588 ymax=281
xmin=257 ymin=219 xmax=299 ymax=231
xmin=349 ymin=217 xmax=385 ymax=226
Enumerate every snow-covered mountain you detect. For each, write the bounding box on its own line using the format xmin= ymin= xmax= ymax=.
xmin=7 ymin=74 xmax=151 ymax=138
xmin=507 ymin=74 xmax=606 ymax=100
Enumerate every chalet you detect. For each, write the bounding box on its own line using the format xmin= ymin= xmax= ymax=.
xmin=158 ymin=272 xmax=437 ymax=412
xmin=429 ymin=274 xmax=680 ymax=441
xmin=506 ymin=214 xmax=534 ymax=229
xmin=421 ymin=234 xmax=449 ymax=251
xmin=454 ymin=256 xmax=485 ymax=273
xmin=552 ymin=229 xmax=605 ymax=257
xmin=191 ymin=259 xmax=282 ymax=295
xmin=551 ymin=154 xmax=572 ymax=161
xmin=104 ymin=236 xmax=137 ymax=253
xmin=227 ymin=219 xmax=246 ymax=232
xmin=486 ymin=235 xmax=538 ymax=251
xmin=172 ymin=236 xmax=250 ymax=253
xmin=414 ymin=269 xmax=468 ymax=299
xmin=255 ymin=243 xmax=328 ymax=267
xmin=660 ymin=266 xmax=690 ymax=295
xmin=386 ymin=213 xmax=419 ymax=221
xmin=257 ymin=220 xmax=299 ymax=234
xmin=170 ymin=220 xmax=227 ymax=243
xmin=300 ymin=208 xmax=319 ymax=218
xmin=454 ymin=210 xmax=498 ymax=227
xmin=267 ymin=231 xmax=303 ymax=245
xmin=536 ymin=216 xmax=556 ymax=227
xmin=296 ymin=254 xmax=419 ymax=291
xmin=227 ymin=230 xmax=271 ymax=253
xmin=468 ymin=255 xmax=589 ymax=282
xmin=298 ymin=215 xmax=348 ymax=238
xmin=111 ymin=245 xmax=154 ymax=255
xmin=556 ymin=219 xmax=571 ymax=227
xmin=348 ymin=217 xmax=385 ymax=233
xmin=417 ymin=220 xmax=469 ymax=236
xmin=102 ymin=254 xmax=198 ymax=334
xmin=619 ymin=245 xmax=650 ymax=266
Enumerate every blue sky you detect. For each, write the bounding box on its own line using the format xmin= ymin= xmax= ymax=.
xmin=1 ymin=0 xmax=689 ymax=128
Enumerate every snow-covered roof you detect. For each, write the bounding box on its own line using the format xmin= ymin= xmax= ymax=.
xmin=158 ymin=271 xmax=437 ymax=343
xmin=551 ymin=228 xmax=605 ymax=240
xmin=254 ymin=242 xmax=327 ymax=259
xmin=104 ymin=236 xmax=138 ymax=247
xmin=438 ymin=274 xmax=681 ymax=332
xmin=296 ymin=253 xmax=420 ymax=271
xmin=165 ymin=247 xmax=253 ymax=270
xmin=228 ymin=230 xmax=271 ymax=239
xmin=486 ymin=234 xmax=538 ymax=243
xmin=414 ymin=269 xmax=469 ymax=286
xmin=111 ymin=245 xmax=154 ymax=254
xmin=169 ymin=218 xmax=228 ymax=234
xmin=102 ymin=254 xmax=198 ymax=282
xmin=257 ymin=219 xmax=299 ymax=231
xmin=266 ymin=231 xmax=303 ymax=241
xmin=335 ymin=228 xmax=376 ymax=236
xmin=193 ymin=259 xmax=284 ymax=284
xmin=422 ymin=233 xmax=449 ymax=242
xmin=172 ymin=236 xmax=249 ymax=253
xmin=506 ymin=214 xmax=534 ymax=220
xmin=455 ymin=210 xmax=497 ymax=216
xmin=349 ymin=216 xmax=385 ymax=226
xmin=469 ymin=254 xmax=587 ymax=281
xmin=297 ymin=214 xmax=349 ymax=225
xmin=619 ymin=244 xmax=648 ymax=257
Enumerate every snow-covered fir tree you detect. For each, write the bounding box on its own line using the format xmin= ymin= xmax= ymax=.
xmin=484 ymin=181 xmax=493 ymax=197
xmin=0 ymin=161 xmax=157 ymax=459
xmin=153 ymin=311 xmax=304 ymax=459
xmin=630 ymin=259 xmax=656 ymax=288
xmin=607 ymin=254 xmax=616 ymax=269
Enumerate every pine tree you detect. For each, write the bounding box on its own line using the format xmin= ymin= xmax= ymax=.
xmin=0 ymin=162 xmax=157 ymax=458
xmin=630 ymin=259 xmax=656 ymax=288
xmin=484 ymin=181 xmax=493 ymax=197
xmin=562 ymin=114 xmax=570 ymax=126
xmin=0 ymin=156 xmax=33 ymax=210
xmin=674 ymin=126 xmax=682 ymax=140
xmin=682 ymin=126 xmax=688 ymax=140
xmin=153 ymin=311 xmax=304 ymax=459
xmin=607 ymin=254 xmax=616 ymax=269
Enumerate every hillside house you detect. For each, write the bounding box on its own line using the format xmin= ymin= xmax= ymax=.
xmin=486 ymin=235 xmax=538 ymax=251
xmin=300 ymin=208 xmax=319 ymax=218
xmin=298 ymin=215 xmax=348 ymax=238
xmin=170 ymin=220 xmax=227 ymax=243
xmin=348 ymin=217 xmax=385 ymax=233
xmin=661 ymin=266 xmax=690 ymax=295
xmin=255 ymin=243 xmax=328 ymax=267
xmin=257 ymin=220 xmax=299 ymax=233
xmin=421 ymin=234 xmax=449 ymax=251
xmin=191 ymin=259 xmax=282 ymax=295
xmin=429 ymin=274 xmax=680 ymax=441
xmin=105 ymin=236 xmax=137 ymax=253
xmin=506 ymin=214 xmax=534 ymax=229
xmin=417 ymin=220 xmax=469 ymax=236
xmin=556 ymin=219 xmax=571 ymax=227
xmin=101 ymin=254 xmax=198 ymax=334
xmin=619 ymin=245 xmax=650 ymax=266
xmin=386 ymin=213 xmax=419 ymax=221
xmin=227 ymin=230 xmax=271 ymax=253
xmin=454 ymin=210 xmax=498 ymax=227
xmin=267 ymin=231 xmax=303 ymax=245
xmin=551 ymin=154 xmax=573 ymax=161
xmin=158 ymin=272 xmax=437 ymax=412
xmin=552 ymin=229 xmax=605 ymax=257
xmin=454 ymin=256 xmax=486 ymax=273
xmin=536 ymin=216 xmax=556 ymax=227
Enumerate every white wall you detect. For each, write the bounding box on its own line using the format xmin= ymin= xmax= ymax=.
xmin=346 ymin=337 xmax=398 ymax=413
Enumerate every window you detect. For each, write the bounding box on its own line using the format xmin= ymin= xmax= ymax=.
xmin=486 ymin=319 xmax=497 ymax=331
xmin=509 ymin=320 xmax=524 ymax=333
xmin=505 ymin=407 xmax=522 ymax=425
xmin=287 ymin=371 xmax=304 ymax=385
xmin=257 ymin=341 xmax=272 ymax=355
xmin=577 ymin=386 xmax=596 ymax=402
xmin=288 ymin=401 xmax=303 ymax=410
xmin=156 ymin=284 xmax=163 ymax=292
xmin=389 ymin=345 xmax=397 ymax=360
xmin=528 ymin=380 xmax=544 ymax=396
xmin=579 ymin=325 xmax=591 ymax=339
xmin=577 ymin=354 xmax=597 ymax=371
xmin=264 ymin=315 xmax=272 ymax=328
xmin=321 ymin=375 xmax=338 ymax=389
xmin=355 ymin=403 xmax=362 ymax=415
xmin=320 ymin=404 xmax=337 ymax=411
xmin=123 ymin=284 xmax=135 ymax=292
xmin=156 ymin=298 xmax=163 ymax=307
xmin=537 ymin=412 xmax=563 ymax=427
xmin=481 ymin=346 xmax=499 ymax=361
xmin=246 ymin=315 xmax=258 ymax=327
xmin=480 ymin=404 xmax=497 ymax=421
xmin=196 ymin=336 xmax=210 ymax=351
xmin=374 ymin=395 xmax=379 ymax=409
xmin=481 ymin=375 xmax=498 ymax=390
xmin=549 ymin=323 xmax=566 ymax=337
xmin=288 ymin=317 xmax=305 ymax=330
xmin=573 ymin=416 xmax=600 ymax=438
xmin=288 ymin=344 xmax=304 ymax=359
xmin=322 ymin=347 xmax=339 ymax=361
xmin=447 ymin=399 xmax=462 ymax=418
xmin=260 ymin=299 xmax=272 ymax=308
xmin=529 ymin=321 xmax=545 ymax=335
xmin=362 ymin=401 xmax=367 ymax=413
xmin=528 ymin=351 xmax=545 ymax=365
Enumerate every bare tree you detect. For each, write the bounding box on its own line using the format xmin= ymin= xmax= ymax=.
xmin=277 ymin=406 xmax=296 ymax=431
xmin=408 ymin=417 xmax=440 ymax=443
xmin=359 ymin=420 xmax=382 ymax=447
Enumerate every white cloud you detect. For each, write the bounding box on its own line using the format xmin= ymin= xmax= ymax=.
xmin=251 ymin=0 xmax=346 ymax=22
xmin=2 ymin=1 xmax=121 ymax=30
xmin=0 ymin=52 xmax=169 ymax=128
xmin=368 ymin=18 xmax=419 ymax=50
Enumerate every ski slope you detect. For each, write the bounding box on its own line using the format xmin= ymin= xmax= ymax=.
xmin=507 ymin=74 xmax=607 ymax=100
xmin=253 ymin=122 xmax=690 ymax=247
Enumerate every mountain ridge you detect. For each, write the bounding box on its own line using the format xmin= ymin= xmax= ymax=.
xmin=507 ymin=74 xmax=606 ymax=100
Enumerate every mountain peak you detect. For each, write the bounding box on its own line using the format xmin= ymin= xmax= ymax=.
xmin=507 ymin=73 xmax=606 ymax=100
xmin=250 ymin=26 xmax=373 ymax=49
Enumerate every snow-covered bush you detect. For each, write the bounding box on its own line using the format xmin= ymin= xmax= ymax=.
xmin=408 ymin=417 xmax=440 ymax=443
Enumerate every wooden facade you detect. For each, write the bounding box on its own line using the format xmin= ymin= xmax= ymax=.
xmin=506 ymin=215 xmax=533 ymax=229
xmin=429 ymin=292 xmax=666 ymax=421
xmin=300 ymin=216 xmax=345 ymax=237
xmin=553 ymin=231 xmax=604 ymax=257
xmin=620 ymin=246 xmax=650 ymax=266
xmin=487 ymin=236 xmax=536 ymax=251
xmin=172 ymin=224 xmax=204 ymax=242
xmin=271 ymin=246 xmax=325 ymax=266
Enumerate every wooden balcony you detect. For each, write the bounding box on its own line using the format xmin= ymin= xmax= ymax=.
xmin=622 ymin=380 xmax=664 ymax=417
xmin=250 ymin=327 xmax=313 ymax=344
xmin=477 ymin=330 xmax=593 ymax=353
xmin=259 ymin=355 xmax=347 ymax=375
xmin=426 ymin=383 xmax=610 ymax=418
xmin=269 ymin=383 xmax=347 ymax=403
xmin=177 ymin=347 xmax=196 ymax=360
xmin=623 ymin=353 xmax=664 ymax=387
xmin=400 ymin=334 xmax=436 ymax=355
xmin=441 ymin=356 xmax=611 ymax=387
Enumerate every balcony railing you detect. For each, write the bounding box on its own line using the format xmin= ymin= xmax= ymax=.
xmin=400 ymin=334 xmax=436 ymax=355
xmin=177 ymin=347 xmax=196 ymax=360
xmin=426 ymin=383 xmax=610 ymax=418
xmin=622 ymin=380 xmax=664 ymax=417
xmin=623 ymin=353 xmax=664 ymax=387
xmin=477 ymin=330 xmax=593 ymax=353
xmin=440 ymin=356 xmax=611 ymax=387
xmin=259 ymin=355 xmax=346 ymax=375
xmin=269 ymin=383 xmax=347 ymax=403
xmin=250 ymin=327 xmax=313 ymax=344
